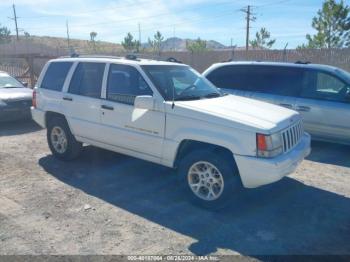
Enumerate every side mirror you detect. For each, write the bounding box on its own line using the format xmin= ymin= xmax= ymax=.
xmin=345 ymin=87 xmax=350 ymax=101
xmin=22 ymin=82 xmax=28 ymax=87
xmin=134 ymin=95 xmax=155 ymax=110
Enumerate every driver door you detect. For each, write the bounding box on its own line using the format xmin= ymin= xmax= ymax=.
xmin=295 ymin=70 xmax=350 ymax=143
xmin=99 ymin=63 xmax=165 ymax=158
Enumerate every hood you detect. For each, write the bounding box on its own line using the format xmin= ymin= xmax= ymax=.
xmin=0 ymin=88 xmax=33 ymax=101
xmin=170 ymin=94 xmax=299 ymax=133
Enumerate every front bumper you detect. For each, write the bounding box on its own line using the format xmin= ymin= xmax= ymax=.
xmin=235 ymin=133 xmax=311 ymax=188
xmin=0 ymin=106 xmax=31 ymax=122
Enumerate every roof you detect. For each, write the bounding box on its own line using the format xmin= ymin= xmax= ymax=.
xmin=50 ymin=56 xmax=187 ymax=67
xmin=211 ymin=61 xmax=340 ymax=72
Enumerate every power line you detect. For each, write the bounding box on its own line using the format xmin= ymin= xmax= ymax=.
xmin=255 ymin=0 xmax=291 ymax=8
xmin=19 ymin=0 xmax=163 ymax=19
xmin=22 ymin=0 xmax=238 ymax=30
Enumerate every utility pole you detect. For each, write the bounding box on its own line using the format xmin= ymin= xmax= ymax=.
xmin=11 ymin=4 xmax=19 ymax=41
xmin=66 ymin=20 xmax=70 ymax=53
xmin=241 ymin=5 xmax=255 ymax=57
xmin=138 ymin=22 xmax=141 ymax=52
xmin=173 ymin=26 xmax=175 ymax=51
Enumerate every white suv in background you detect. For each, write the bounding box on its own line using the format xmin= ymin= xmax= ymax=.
xmin=31 ymin=56 xmax=311 ymax=208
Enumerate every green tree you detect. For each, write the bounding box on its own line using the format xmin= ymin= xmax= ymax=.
xmin=250 ymin=27 xmax=276 ymax=49
xmin=90 ymin=31 xmax=98 ymax=52
xmin=0 ymin=24 xmax=11 ymax=44
xmin=122 ymin=32 xmax=139 ymax=52
xmin=148 ymin=31 xmax=164 ymax=55
xmin=186 ymin=38 xmax=207 ymax=53
xmin=303 ymin=0 xmax=350 ymax=48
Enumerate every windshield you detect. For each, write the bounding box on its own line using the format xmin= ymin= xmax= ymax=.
xmin=0 ymin=73 xmax=24 ymax=88
xmin=141 ymin=65 xmax=222 ymax=101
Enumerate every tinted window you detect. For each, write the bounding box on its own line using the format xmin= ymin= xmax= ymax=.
xmin=301 ymin=70 xmax=349 ymax=102
xmin=69 ymin=62 xmax=105 ymax=98
xmin=207 ymin=65 xmax=304 ymax=97
xmin=41 ymin=62 xmax=72 ymax=91
xmin=107 ymin=64 xmax=152 ymax=105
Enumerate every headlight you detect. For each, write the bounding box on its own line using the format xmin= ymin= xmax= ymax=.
xmin=257 ymin=133 xmax=283 ymax=158
xmin=0 ymin=100 xmax=7 ymax=107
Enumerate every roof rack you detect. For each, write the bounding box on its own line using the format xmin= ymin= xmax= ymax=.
xmin=125 ymin=54 xmax=140 ymax=61
xmin=58 ymin=53 xmax=183 ymax=64
xmin=295 ymin=61 xmax=311 ymax=65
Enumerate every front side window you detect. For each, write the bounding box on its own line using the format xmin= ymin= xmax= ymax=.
xmin=69 ymin=62 xmax=105 ymax=98
xmin=107 ymin=64 xmax=153 ymax=105
xmin=41 ymin=62 xmax=72 ymax=91
xmin=301 ymin=70 xmax=349 ymax=102
xmin=142 ymin=65 xmax=221 ymax=101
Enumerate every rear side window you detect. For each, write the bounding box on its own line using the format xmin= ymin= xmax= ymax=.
xmin=207 ymin=65 xmax=304 ymax=97
xmin=69 ymin=62 xmax=105 ymax=98
xmin=41 ymin=62 xmax=72 ymax=91
xmin=206 ymin=65 xmax=247 ymax=90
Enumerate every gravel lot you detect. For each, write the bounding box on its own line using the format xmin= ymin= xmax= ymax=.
xmin=0 ymin=120 xmax=350 ymax=256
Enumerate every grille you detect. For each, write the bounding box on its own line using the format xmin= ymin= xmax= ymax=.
xmin=282 ymin=120 xmax=304 ymax=153
xmin=6 ymin=99 xmax=32 ymax=109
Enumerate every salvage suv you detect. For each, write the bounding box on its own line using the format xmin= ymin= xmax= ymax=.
xmin=31 ymin=56 xmax=311 ymax=208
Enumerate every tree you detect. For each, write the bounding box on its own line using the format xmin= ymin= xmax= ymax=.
xmin=90 ymin=31 xmax=97 ymax=42
xmin=303 ymin=0 xmax=350 ymax=48
xmin=0 ymin=24 xmax=11 ymax=44
xmin=250 ymin=27 xmax=276 ymax=49
xmin=122 ymin=32 xmax=139 ymax=52
xmin=89 ymin=31 xmax=98 ymax=52
xmin=186 ymin=38 xmax=207 ymax=53
xmin=148 ymin=31 xmax=164 ymax=55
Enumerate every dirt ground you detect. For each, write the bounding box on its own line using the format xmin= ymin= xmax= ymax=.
xmin=0 ymin=120 xmax=350 ymax=256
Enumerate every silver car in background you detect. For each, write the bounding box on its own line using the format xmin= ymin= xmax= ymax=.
xmin=203 ymin=62 xmax=350 ymax=145
xmin=0 ymin=71 xmax=33 ymax=122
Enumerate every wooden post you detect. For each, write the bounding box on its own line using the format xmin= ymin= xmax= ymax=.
xmin=28 ymin=55 xmax=35 ymax=88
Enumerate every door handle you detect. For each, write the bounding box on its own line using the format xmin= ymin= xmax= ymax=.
xmin=296 ymin=105 xmax=311 ymax=112
xmin=279 ymin=103 xmax=293 ymax=109
xmin=101 ymin=105 xmax=114 ymax=110
xmin=63 ymin=96 xmax=73 ymax=101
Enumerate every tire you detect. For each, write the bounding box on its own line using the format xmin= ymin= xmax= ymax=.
xmin=47 ymin=117 xmax=82 ymax=161
xmin=178 ymin=149 xmax=242 ymax=209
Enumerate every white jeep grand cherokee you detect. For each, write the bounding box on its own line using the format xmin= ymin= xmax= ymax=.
xmin=31 ymin=56 xmax=311 ymax=208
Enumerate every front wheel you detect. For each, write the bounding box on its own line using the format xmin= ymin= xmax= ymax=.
xmin=178 ymin=149 xmax=242 ymax=209
xmin=47 ymin=117 xmax=82 ymax=161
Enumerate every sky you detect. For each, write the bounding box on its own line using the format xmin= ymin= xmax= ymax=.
xmin=0 ymin=0 xmax=346 ymax=49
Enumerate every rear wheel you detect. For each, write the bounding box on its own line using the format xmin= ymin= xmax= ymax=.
xmin=178 ymin=149 xmax=242 ymax=209
xmin=47 ymin=117 xmax=82 ymax=161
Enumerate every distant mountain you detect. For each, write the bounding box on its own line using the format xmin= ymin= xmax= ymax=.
xmin=142 ymin=37 xmax=228 ymax=51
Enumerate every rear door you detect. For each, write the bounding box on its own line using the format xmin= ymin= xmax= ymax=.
xmin=295 ymin=69 xmax=350 ymax=142
xmin=248 ymin=65 xmax=303 ymax=110
xmin=62 ymin=62 xmax=106 ymax=141
xmin=38 ymin=61 xmax=73 ymax=110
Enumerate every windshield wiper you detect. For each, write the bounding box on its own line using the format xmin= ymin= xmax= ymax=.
xmin=174 ymin=95 xmax=202 ymax=101
xmin=203 ymin=92 xmax=221 ymax=98
xmin=2 ymin=86 xmax=22 ymax=89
